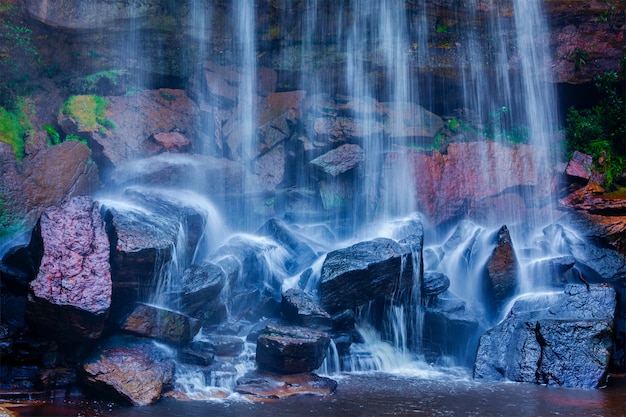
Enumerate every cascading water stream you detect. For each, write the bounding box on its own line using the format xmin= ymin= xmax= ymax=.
xmin=95 ymin=0 xmax=564 ymax=398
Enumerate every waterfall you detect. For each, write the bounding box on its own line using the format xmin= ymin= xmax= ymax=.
xmin=85 ymin=0 xmax=562 ymax=397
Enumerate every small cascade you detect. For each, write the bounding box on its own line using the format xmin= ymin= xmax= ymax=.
xmin=215 ymin=233 xmax=292 ymax=319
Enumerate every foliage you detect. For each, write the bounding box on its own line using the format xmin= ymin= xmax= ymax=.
xmin=565 ymin=70 xmax=625 ymax=188
xmin=0 ymin=102 xmax=31 ymax=160
xmin=485 ymin=106 xmax=529 ymax=144
xmin=0 ymin=1 xmax=38 ymax=79
xmin=570 ymin=48 xmax=589 ymax=71
xmin=74 ymin=69 xmax=130 ymax=95
xmin=61 ymin=95 xmax=114 ymax=134
xmin=43 ymin=123 xmax=60 ymax=145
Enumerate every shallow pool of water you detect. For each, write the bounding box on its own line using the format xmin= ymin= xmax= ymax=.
xmin=4 ymin=374 xmax=625 ymax=417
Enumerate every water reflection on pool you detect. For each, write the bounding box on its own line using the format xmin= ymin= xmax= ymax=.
xmin=5 ymin=374 xmax=625 ymax=417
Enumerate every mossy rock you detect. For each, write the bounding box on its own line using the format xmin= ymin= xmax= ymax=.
xmin=60 ymin=95 xmax=114 ymax=134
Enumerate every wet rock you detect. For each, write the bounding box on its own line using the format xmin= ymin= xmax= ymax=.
xmin=529 ymin=255 xmax=576 ymax=286
xmin=120 ymin=187 xmax=214 ymax=259
xmin=62 ymin=90 xmax=199 ymax=174
xmin=0 ymin=140 xmax=98 ymax=230
xmin=194 ymin=61 xmax=241 ymax=107
xmin=194 ymin=335 xmax=245 ymax=357
xmin=111 ymin=153 xmax=245 ymax=199
xmin=550 ymin=13 xmax=625 ymax=84
xmin=474 ymin=284 xmax=616 ymax=389
xmin=37 ymin=368 xmax=76 ymax=391
xmin=257 ymin=218 xmax=317 ymax=274
xmin=423 ymin=247 xmax=444 ymax=271
xmin=559 ymin=188 xmax=626 ymax=256
xmin=2 ymin=336 xmax=57 ymax=367
xmin=422 ymin=272 xmax=450 ymax=298
xmin=121 ymin=303 xmax=201 ymax=346
xmin=560 ymin=184 xmax=626 ymax=215
xmin=179 ymin=344 xmax=215 ymax=366
xmin=281 ymin=288 xmax=332 ymax=329
xmin=563 ymin=226 xmax=626 ymax=282
xmin=236 ymin=370 xmax=337 ymax=399
xmin=256 ymin=91 xmax=306 ymax=154
xmin=423 ymin=304 xmax=480 ymax=366
xmin=485 ymin=225 xmax=518 ymax=310
xmin=309 ymin=144 xmax=365 ymax=177
xmin=102 ymin=204 xmax=179 ymax=320
xmin=384 ymin=142 xmax=551 ymax=226
xmin=386 ymin=214 xmax=425 ymax=246
xmin=210 ymin=235 xmax=285 ymax=302
xmin=191 ymin=62 xmax=277 ymax=108
xmin=253 ymin=143 xmax=286 ymax=192
xmin=565 ymin=151 xmax=593 ymax=182
xmin=143 ymin=131 xmax=191 ymax=155
xmin=176 ymin=262 xmax=226 ymax=313
xmin=318 ymin=177 xmax=356 ymax=210
xmin=1 ymin=238 xmax=38 ymax=288
xmin=337 ymin=96 xmax=382 ymax=117
xmin=320 ymin=238 xmax=414 ymax=314
xmin=537 ymin=319 xmax=614 ymax=388
xmin=382 ymin=101 xmax=443 ymax=139
xmin=26 ymin=196 xmax=111 ymax=341
xmin=81 ymin=336 xmax=175 ymax=406
xmin=256 ymin=323 xmax=330 ymax=374
xmin=443 ymin=220 xmax=482 ymax=253
xmin=0 ymin=287 xmax=27 ymax=333
xmin=430 ymin=290 xmax=467 ymax=314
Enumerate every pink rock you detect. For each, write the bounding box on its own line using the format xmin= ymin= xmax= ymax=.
xmin=30 ymin=196 xmax=111 ymax=314
xmin=27 ymin=196 xmax=111 ymax=340
xmin=144 ymin=131 xmax=190 ymax=154
xmin=565 ymin=151 xmax=592 ymax=181
xmin=383 ymin=141 xmax=549 ymax=225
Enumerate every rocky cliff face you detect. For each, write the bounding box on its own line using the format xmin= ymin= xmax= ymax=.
xmin=21 ymin=0 xmax=624 ymax=86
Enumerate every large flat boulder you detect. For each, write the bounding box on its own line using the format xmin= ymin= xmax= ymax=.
xmin=256 ymin=323 xmax=330 ymax=374
xmin=320 ymin=238 xmax=414 ymax=314
xmin=121 ymin=303 xmax=201 ymax=346
xmin=474 ymin=284 xmax=616 ymax=389
xmin=81 ymin=336 xmax=175 ymax=406
xmin=236 ymin=370 xmax=337 ymax=399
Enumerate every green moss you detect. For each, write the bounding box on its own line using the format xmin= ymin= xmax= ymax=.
xmin=85 ymin=69 xmax=127 ymax=84
xmin=61 ymin=95 xmax=113 ymax=133
xmin=0 ymin=102 xmax=31 ymax=160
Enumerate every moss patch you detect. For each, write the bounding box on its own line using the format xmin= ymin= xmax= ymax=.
xmin=0 ymin=101 xmax=32 ymax=161
xmin=61 ymin=95 xmax=113 ymax=133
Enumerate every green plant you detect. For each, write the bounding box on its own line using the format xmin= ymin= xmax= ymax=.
xmin=1 ymin=1 xmax=38 ymax=80
xmin=0 ymin=103 xmax=31 ymax=160
xmin=43 ymin=123 xmax=60 ymax=145
xmin=159 ymin=90 xmax=176 ymax=101
xmin=484 ymin=106 xmax=530 ymax=144
xmin=570 ymin=48 xmax=589 ymax=71
xmin=565 ymin=71 xmax=625 ymax=188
